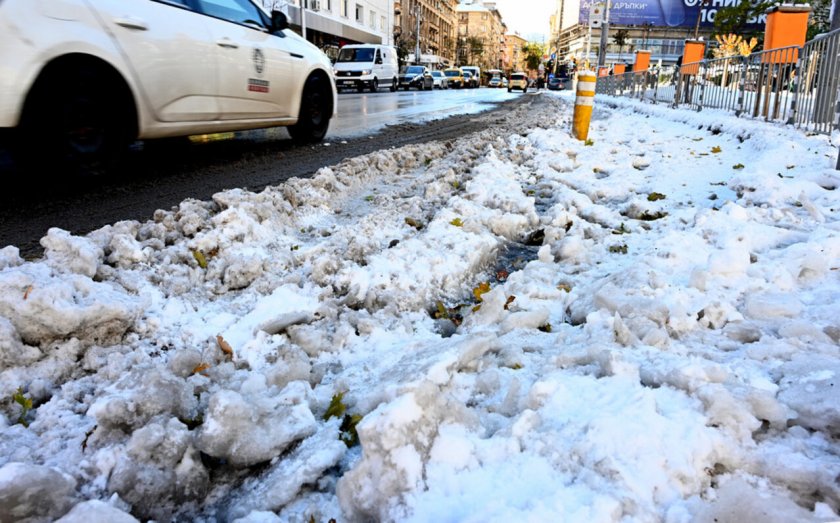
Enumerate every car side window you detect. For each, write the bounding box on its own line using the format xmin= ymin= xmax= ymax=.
xmin=196 ymin=0 xmax=267 ymax=29
xmin=157 ymin=0 xmax=192 ymax=7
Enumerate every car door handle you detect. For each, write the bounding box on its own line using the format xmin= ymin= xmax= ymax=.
xmin=216 ymin=38 xmax=239 ymax=49
xmin=114 ymin=16 xmax=148 ymax=30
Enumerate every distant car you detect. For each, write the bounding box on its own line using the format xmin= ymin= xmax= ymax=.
xmin=443 ymin=68 xmax=465 ymax=88
xmin=0 ymin=0 xmax=338 ymax=174
xmin=508 ymin=72 xmax=528 ymax=93
xmin=463 ymin=71 xmax=479 ymax=88
xmin=502 ymin=77 xmax=509 ymax=88
xmin=488 ymin=77 xmax=502 ymax=88
xmin=430 ymin=70 xmax=449 ymax=89
xmin=547 ymin=76 xmax=565 ymax=90
xmin=398 ymin=65 xmax=433 ymax=90
xmin=461 ymin=66 xmax=481 ymax=86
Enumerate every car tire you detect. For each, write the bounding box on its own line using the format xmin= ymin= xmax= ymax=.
xmin=288 ymin=73 xmax=331 ymax=144
xmin=507 ymin=88 xmax=512 ymax=92
xmin=19 ymin=63 xmax=133 ymax=177
xmin=370 ymin=78 xmax=378 ymax=93
xmin=390 ymin=78 xmax=397 ymax=92
xmin=523 ymin=87 xmax=527 ymax=93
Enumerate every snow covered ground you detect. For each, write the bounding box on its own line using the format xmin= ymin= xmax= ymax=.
xmin=0 ymin=92 xmax=839 ymax=523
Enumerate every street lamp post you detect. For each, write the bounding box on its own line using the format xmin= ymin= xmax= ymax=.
xmin=301 ymin=0 xmax=307 ymax=40
xmin=597 ymin=0 xmax=611 ymax=67
xmin=414 ymin=4 xmax=422 ymax=65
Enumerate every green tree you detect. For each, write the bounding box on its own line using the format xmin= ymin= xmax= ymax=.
xmin=521 ymin=42 xmax=545 ymax=74
xmin=613 ymin=28 xmax=630 ymax=61
xmin=466 ymin=36 xmax=484 ymax=65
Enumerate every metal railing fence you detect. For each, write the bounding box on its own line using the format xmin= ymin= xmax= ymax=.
xmin=595 ymin=27 xmax=840 ymax=138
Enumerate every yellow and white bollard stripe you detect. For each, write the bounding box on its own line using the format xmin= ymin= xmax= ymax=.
xmin=572 ymin=70 xmax=597 ymax=141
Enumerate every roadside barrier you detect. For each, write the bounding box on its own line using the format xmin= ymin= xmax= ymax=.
xmin=573 ymin=70 xmax=597 ymax=141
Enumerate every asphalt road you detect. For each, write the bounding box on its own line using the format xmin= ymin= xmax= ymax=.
xmin=0 ymin=89 xmax=534 ymax=258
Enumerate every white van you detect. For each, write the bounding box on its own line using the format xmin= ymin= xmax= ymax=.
xmin=333 ymin=44 xmax=399 ymax=93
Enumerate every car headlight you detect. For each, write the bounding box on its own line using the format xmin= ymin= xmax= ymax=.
xmin=362 ymin=70 xmax=371 ymax=75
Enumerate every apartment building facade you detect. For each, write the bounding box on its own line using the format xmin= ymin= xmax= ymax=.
xmin=394 ymin=0 xmax=459 ymax=67
xmin=503 ymin=33 xmax=528 ymax=73
xmin=268 ymin=0 xmax=395 ymax=61
xmin=455 ymin=1 xmax=506 ymax=70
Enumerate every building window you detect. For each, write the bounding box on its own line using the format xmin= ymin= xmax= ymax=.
xmin=327 ymin=0 xmax=331 ymax=11
xmin=370 ymin=10 xmax=375 ymax=27
xmin=356 ymin=3 xmax=363 ymax=22
xmin=381 ymin=14 xmax=386 ymax=30
xmin=340 ymin=0 xmax=347 ymax=16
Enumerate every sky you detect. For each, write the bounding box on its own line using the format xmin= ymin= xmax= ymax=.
xmin=492 ymin=0 xmax=555 ymax=43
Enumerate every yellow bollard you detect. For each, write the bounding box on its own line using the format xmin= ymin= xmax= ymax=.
xmin=572 ymin=70 xmax=597 ymax=141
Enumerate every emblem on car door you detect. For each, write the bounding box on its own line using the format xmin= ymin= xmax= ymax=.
xmin=253 ymin=48 xmax=265 ymax=75
xmin=249 ymin=48 xmax=270 ymax=93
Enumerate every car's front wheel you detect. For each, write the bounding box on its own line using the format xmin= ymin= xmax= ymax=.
xmin=19 ymin=62 xmax=134 ymax=176
xmin=390 ymin=78 xmax=397 ymax=92
xmin=288 ymin=73 xmax=332 ymax=144
xmin=370 ymin=78 xmax=378 ymax=93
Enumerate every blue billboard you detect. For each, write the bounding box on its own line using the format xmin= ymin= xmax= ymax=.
xmin=579 ymin=0 xmax=766 ymax=28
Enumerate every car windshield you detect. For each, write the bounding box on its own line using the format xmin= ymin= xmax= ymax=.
xmin=511 ymin=74 xmax=526 ymax=80
xmin=337 ymin=48 xmax=374 ymax=62
xmin=403 ymin=66 xmax=424 ymax=74
xmin=431 ymin=71 xmax=443 ymax=77
xmin=444 ymin=70 xmax=460 ymax=77
xmin=463 ymin=72 xmax=472 ymax=78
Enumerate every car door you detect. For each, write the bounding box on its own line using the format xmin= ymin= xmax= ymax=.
xmin=194 ymin=0 xmax=298 ymax=120
xmin=85 ymin=0 xmax=219 ymax=122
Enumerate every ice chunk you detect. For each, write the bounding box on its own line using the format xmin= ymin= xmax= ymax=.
xmin=196 ymin=383 xmax=317 ymax=467
xmin=0 ymin=264 xmax=141 ymax=346
xmin=108 ymin=418 xmax=208 ymax=520
xmin=0 ymin=462 xmax=76 ymax=521
xmin=777 ymin=356 xmax=840 ymax=432
xmin=227 ymin=422 xmax=346 ymax=518
xmin=40 ymin=228 xmax=103 ymax=278
xmin=88 ymin=367 xmax=197 ymax=430
xmin=744 ymin=292 xmax=803 ymax=320
xmin=55 ymin=500 xmax=138 ymax=523
xmin=0 ymin=316 xmax=42 ymax=367
xmin=0 ymin=246 xmax=23 ymax=270
xmin=691 ymin=477 xmax=820 ymax=522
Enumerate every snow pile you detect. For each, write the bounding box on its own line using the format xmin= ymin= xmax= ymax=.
xmin=0 ymin=92 xmax=838 ymax=521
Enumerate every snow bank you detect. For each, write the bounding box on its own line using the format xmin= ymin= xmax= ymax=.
xmin=0 ymin=92 xmax=838 ymax=521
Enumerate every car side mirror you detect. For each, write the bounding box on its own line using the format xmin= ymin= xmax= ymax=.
xmin=271 ymin=10 xmax=288 ymax=32
xmin=376 ymin=58 xmax=383 ymax=64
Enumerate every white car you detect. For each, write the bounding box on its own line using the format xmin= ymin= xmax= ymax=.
xmin=430 ymin=71 xmax=449 ymax=90
xmin=0 ymin=0 xmax=337 ymax=174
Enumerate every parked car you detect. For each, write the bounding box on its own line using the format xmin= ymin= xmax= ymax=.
xmin=0 ymin=0 xmax=337 ymax=175
xmin=502 ymin=77 xmax=509 ymax=88
xmin=430 ymin=70 xmax=449 ymax=89
xmin=508 ymin=72 xmax=528 ymax=93
xmin=443 ymin=68 xmax=465 ymax=88
xmin=398 ymin=65 xmax=434 ymax=90
xmin=334 ymin=44 xmax=398 ymax=93
xmin=488 ymin=76 xmax=502 ymax=88
xmin=547 ymin=76 xmax=565 ymax=90
xmin=461 ymin=66 xmax=481 ymax=87
xmin=463 ymin=71 xmax=479 ymax=89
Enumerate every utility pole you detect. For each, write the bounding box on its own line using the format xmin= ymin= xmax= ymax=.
xmin=597 ymin=0 xmax=611 ymax=67
xmin=832 ymin=0 xmax=839 ymax=30
xmin=415 ymin=3 xmax=422 ymax=65
xmin=300 ymin=0 xmax=307 ymax=40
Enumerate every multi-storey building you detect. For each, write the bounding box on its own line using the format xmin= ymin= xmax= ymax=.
xmin=455 ymin=0 xmax=506 ymax=70
xmin=393 ymin=0 xmax=459 ymax=67
xmin=503 ymin=33 xmax=528 ymax=73
xmin=268 ymin=0 xmax=395 ymax=61
xmin=549 ymin=0 xmax=742 ymax=67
